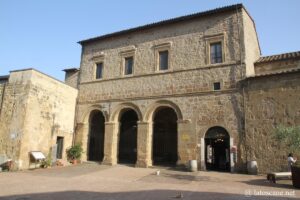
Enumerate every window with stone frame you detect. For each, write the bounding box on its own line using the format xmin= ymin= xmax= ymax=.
xmin=159 ymin=50 xmax=169 ymax=70
xmin=124 ymin=56 xmax=134 ymax=75
xmin=210 ymin=42 xmax=223 ymax=64
xmin=153 ymin=42 xmax=171 ymax=71
xmin=205 ymin=33 xmax=225 ymax=65
xmin=95 ymin=62 xmax=103 ymax=79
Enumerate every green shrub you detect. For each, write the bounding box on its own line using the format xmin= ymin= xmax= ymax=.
xmin=273 ymin=125 xmax=300 ymax=169
xmin=41 ymin=153 xmax=52 ymax=168
xmin=273 ymin=125 xmax=300 ymax=154
xmin=66 ymin=144 xmax=83 ymax=160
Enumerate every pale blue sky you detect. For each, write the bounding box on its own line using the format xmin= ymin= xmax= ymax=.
xmin=0 ymin=0 xmax=299 ymax=81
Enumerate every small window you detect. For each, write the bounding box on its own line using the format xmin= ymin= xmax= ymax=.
xmin=96 ymin=63 xmax=103 ymax=79
xmin=213 ymin=82 xmax=221 ymax=91
xmin=56 ymin=136 xmax=64 ymax=159
xmin=159 ymin=50 xmax=169 ymax=70
xmin=210 ymin=42 xmax=222 ymax=64
xmin=124 ymin=56 xmax=133 ymax=75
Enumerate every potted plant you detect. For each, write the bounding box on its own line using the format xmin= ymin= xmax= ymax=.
xmin=66 ymin=144 xmax=83 ymax=164
xmin=41 ymin=153 xmax=52 ymax=168
xmin=273 ymin=125 xmax=300 ymax=188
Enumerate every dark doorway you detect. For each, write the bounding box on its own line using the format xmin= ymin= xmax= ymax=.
xmin=118 ymin=109 xmax=138 ymax=164
xmin=153 ymin=107 xmax=178 ymax=166
xmin=56 ymin=136 xmax=64 ymax=159
xmin=205 ymin=127 xmax=230 ymax=172
xmin=88 ymin=110 xmax=105 ymax=162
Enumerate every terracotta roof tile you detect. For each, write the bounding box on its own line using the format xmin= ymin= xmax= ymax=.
xmin=248 ymin=68 xmax=300 ymax=79
xmin=255 ymin=51 xmax=300 ymax=64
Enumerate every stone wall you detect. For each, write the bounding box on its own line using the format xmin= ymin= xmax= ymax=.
xmin=255 ymin=59 xmax=300 ymax=75
xmin=0 ymin=83 xmax=6 ymax=114
xmin=64 ymin=70 xmax=79 ymax=89
xmin=245 ymin=71 xmax=300 ymax=173
xmin=0 ymin=79 xmax=29 ymax=168
xmin=0 ymin=69 xmax=78 ymax=169
xmin=80 ymin=10 xmax=244 ymax=82
xmin=78 ymin=64 xmax=243 ymax=103
xmin=241 ymin=8 xmax=261 ymax=76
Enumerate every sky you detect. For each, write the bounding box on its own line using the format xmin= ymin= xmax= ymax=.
xmin=0 ymin=0 xmax=299 ymax=81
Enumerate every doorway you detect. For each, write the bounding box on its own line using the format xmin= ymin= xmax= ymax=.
xmin=56 ymin=136 xmax=64 ymax=159
xmin=205 ymin=127 xmax=230 ymax=172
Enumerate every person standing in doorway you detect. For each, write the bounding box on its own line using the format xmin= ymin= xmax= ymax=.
xmin=288 ymin=153 xmax=297 ymax=172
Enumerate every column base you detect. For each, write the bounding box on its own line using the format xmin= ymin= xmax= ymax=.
xmin=136 ymin=159 xmax=152 ymax=168
xmin=102 ymin=157 xmax=117 ymax=166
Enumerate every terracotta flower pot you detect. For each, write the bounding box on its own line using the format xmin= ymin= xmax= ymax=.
xmin=71 ymin=159 xmax=78 ymax=165
xmin=291 ymin=165 xmax=300 ymax=188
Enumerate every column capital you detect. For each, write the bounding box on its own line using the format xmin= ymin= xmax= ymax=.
xmin=104 ymin=122 xmax=118 ymax=125
xmin=137 ymin=121 xmax=151 ymax=125
xmin=177 ymin=119 xmax=191 ymax=124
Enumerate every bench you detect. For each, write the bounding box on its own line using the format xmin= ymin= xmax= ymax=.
xmin=29 ymin=151 xmax=46 ymax=168
xmin=267 ymin=172 xmax=291 ymax=183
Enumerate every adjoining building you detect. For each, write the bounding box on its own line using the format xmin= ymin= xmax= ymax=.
xmin=0 ymin=69 xmax=77 ymax=169
xmin=0 ymin=4 xmax=299 ymax=173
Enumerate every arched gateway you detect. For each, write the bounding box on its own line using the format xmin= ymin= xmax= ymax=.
xmin=205 ymin=126 xmax=230 ymax=172
xmin=152 ymin=107 xmax=178 ymax=166
xmin=118 ymin=109 xmax=138 ymax=164
xmin=88 ymin=110 xmax=105 ymax=162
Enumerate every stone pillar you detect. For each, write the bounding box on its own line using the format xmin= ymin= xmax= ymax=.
xmin=75 ymin=122 xmax=89 ymax=161
xmin=230 ymin=138 xmax=235 ymax=172
xmin=103 ymin=122 xmax=118 ymax=165
xmin=136 ymin=122 xmax=152 ymax=168
xmin=200 ymin=138 xmax=206 ymax=170
xmin=177 ymin=119 xmax=196 ymax=167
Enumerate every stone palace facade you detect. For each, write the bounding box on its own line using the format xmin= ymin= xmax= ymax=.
xmin=0 ymin=4 xmax=299 ymax=173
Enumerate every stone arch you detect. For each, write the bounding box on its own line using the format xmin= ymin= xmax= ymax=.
xmin=109 ymin=102 xmax=142 ymax=122
xmin=79 ymin=105 xmax=108 ymax=124
xmin=204 ymin=126 xmax=231 ymax=138
xmin=144 ymin=100 xmax=183 ymax=122
xmin=87 ymin=110 xmax=105 ymax=161
xmin=152 ymin=106 xmax=178 ymax=165
xmin=204 ymin=126 xmax=231 ymax=172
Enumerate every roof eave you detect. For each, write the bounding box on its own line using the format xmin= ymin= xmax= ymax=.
xmin=78 ymin=4 xmax=244 ymax=45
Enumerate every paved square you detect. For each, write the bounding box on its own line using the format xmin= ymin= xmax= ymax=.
xmin=0 ymin=164 xmax=298 ymax=200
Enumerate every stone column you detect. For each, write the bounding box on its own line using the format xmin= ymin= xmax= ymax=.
xmin=75 ymin=122 xmax=89 ymax=161
xmin=200 ymin=138 xmax=206 ymax=170
xmin=136 ymin=122 xmax=152 ymax=168
xmin=177 ymin=119 xmax=196 ymax=167
xmin=103 ymin=122 xmax=118 ymax=165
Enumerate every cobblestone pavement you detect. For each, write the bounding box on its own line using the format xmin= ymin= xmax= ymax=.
xmin=0 ymin=164 xmax=299 ymax=200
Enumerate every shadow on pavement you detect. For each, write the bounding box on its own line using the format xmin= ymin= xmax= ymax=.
xmin=0 ymin=190 xmax=297 ymax=200
xmin=24 ymin=163 xmax=111 ymax=178
xmin=241 ymin=178 xmax=295 ymax=189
